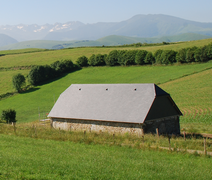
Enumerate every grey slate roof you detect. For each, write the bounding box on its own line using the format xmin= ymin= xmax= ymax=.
xmin=48 ymin=84 xmax=181 ymax=124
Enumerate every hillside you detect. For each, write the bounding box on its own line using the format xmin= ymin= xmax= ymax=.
xmin=0 ymin=34 xmax=18 ymax=47
xmin=0 ymin=33 xmax=211 ymax=50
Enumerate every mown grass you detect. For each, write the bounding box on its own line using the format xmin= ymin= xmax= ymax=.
xmin=0 ymin=133 xmax=212 ymax=179
xmin=0 ymin=38 xmax=212 ymax=68
xmin=0 ymin=62 xmax=212 ymax=126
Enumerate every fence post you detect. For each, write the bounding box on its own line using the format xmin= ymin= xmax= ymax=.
xmin=168 ymin=136 xmax=171 ymax=150
xmin=156 ymin=128 xmax=159 ymax=138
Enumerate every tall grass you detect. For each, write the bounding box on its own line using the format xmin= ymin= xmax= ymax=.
xmin=0 ymin=124 xmax=212 ymax=179
xmin=0 ymin=123 xmax=211 ymax=152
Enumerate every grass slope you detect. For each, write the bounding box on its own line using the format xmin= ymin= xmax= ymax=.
xmin=0 ymin=62 xmax=211 ymax=127
xmin=0 ymin=33 xmax=211 ymax=50
xmin=1 ymin=38 xmax=212 ymax=69
xmin=0 ymin=134 xmax=211 ymax=179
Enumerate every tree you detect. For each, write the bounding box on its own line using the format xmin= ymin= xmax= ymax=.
xmin=176 ymin=48 xmax=186 ymax=63
xmin=95 ymin=54 xmax=106 ymax=66
xmin=12 ymin=73 xmax=25 ymax=92
xmin=135 ymin=50 xmax=148 ymax=65
xmin=105 ymin=50 xmax=119 ymax=66
xmin=144 ymin=52 xmax=155 ymax=64
xmin=76 ymin=56 xmax=88 ymax=67
xmin=1 ymin=109 xmax=16 ymax=123
xmin=185 ymin=47 xmax=197 ymax=63
xmin=88 ymin=54 xmax=96 ymax=66
xmin=161 ymin=50 xmax=177 ymax=64
xmin=154 ymin=49 xmax=163 ymax=64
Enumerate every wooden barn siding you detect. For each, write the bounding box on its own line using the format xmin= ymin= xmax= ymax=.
xmin=51 ymin=116 xmax=180 ymax=135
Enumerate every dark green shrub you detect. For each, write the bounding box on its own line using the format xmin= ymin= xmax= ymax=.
xmin=186 ymin=47 xmax=197 ymax=63
xmin=176 ymin=48 xmax=186 ymax=63
xmin=118 ymin=50 xmax=127 ymax=65
xmin=154 ymin=49 xmax=163 ymax=64
xmin=194 ymin=47 xmax=208 ymax=62
xmin=28 ymin=65 xmax=46 ymax=85
xmin=76 ymin=56 xmax=88 ymax=67
xmin=12 ymin=73 xmax=26 ymax=92
xmin=95 ymin=54 xmax=106 ymax=66
xmin=161 ymin=50 xmax=177 ymax=64
xmin=135 ymin=50 xmax=148 ymax=65
xmin=144 ymin=52 xmax=155 ymax=64
xmin=106 ymin=50 xmax=119 ymax=66
xmin=1 ymin=109 xmax=16 ymax=123
xmin=88 ymin=54 xmax=96 ymax=66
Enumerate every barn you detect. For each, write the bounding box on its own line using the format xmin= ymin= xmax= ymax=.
xmin=48 ymin=84 xmax=182 ymax=135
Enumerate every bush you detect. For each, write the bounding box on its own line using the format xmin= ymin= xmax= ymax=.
xmin=88 ymin=54 xmax=96 ymax=66
xmin=95 ymin=54 xmax=106 ymax=66
xmin=135 ymin=50 xmax=148 ymax=65
xmin=1 ymin=109 xmax=16 ymax=123
xmin=161 ymin=50 xmax=177 ymax=64
xmin=118 ymin=50 xmax=127 ymax=65
xmin=76 ymin=56 xmax=88 ymax=67
xmin=154 ymin=49 xmax=163 ymax=64
xmin=176 ymin=48 xmax=186 ymax=63
xmin=105 ymin=50 xmax=119 ymax=66
xmin=144 ymin=52 xmax=155 ymax=64
xmin=186 ymin=47 xmax=197 ymax=63
xmin=12 ymin=73 xmax=26 ymax=92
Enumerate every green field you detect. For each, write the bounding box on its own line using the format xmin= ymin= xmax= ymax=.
xmin=0 ymin=134 xmax=211 ymax=179
xmin=0 ymin=39 xmax=212 ymax=179
xmin=1 ymin=38 xmax=212 ymax=68
xmin=0 ymin=63 xmax=212 ymax=127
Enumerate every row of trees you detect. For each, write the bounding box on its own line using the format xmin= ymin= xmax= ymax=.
xmin=28 ymin=59 xmax=78 ymax=85
xmin=76 ymin=43 xmax=212 ymax=67
xmin=12 ymin=60 xmax=79 ymax=92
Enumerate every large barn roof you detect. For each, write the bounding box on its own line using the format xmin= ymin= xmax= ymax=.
xmin=48 ymin=84 xmax=182 ymax=124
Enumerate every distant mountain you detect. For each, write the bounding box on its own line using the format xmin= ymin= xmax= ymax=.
xmin=0 ymin=33 xmax=211 ymax=50
xmin=43 ymin=14 xmax=212 ymax=41
xmin=0 ymin=34 xmax=18 ymax=47
xmin=0 ymin=21 xmax=84 ymax=41
xmin=1 ymin=14 xmax=212 ymax=44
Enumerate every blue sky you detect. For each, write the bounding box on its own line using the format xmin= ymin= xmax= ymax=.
xmin=0 ymin=0 xmax=212 ymax=25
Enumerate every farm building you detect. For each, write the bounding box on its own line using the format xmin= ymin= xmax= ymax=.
xmin=48 ymin=84 xmax=182 ymax=135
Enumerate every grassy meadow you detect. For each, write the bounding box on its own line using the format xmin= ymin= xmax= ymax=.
xmin=0 ymin=134 xmax=212 ymax=179
xmin=0 ymin=62 xmax=212 ymax=128
xmin=0 ymin=39 xmax=212 ymax=179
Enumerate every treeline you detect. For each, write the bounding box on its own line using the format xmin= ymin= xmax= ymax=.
xmin=28 ymin=60 xmax=79 ymax=85
xmin=76 ymin=43 xmax=212 ymax=67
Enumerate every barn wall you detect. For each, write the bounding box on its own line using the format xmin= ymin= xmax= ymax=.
xmin=51 ymin=118 xmax=144 ymax=135
xmin=144 ymin=116 xmax=180 ymax=135
xmin=51 ymin=116 xmax=180 ymax=135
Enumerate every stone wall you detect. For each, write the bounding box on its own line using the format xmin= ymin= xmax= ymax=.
xmin=51 ymin=118 xmax=144 ymax=135
xmin=51 ymin=116 xmax=180 ymax=135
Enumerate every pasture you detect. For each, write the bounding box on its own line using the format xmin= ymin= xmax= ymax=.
xmin=0 ymin=62 xmax=212 ymax=130
xmin=0 ymin=134 xmax=212 ymax=179
xmin=0 ymin=39 xmax=212 ymax=179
